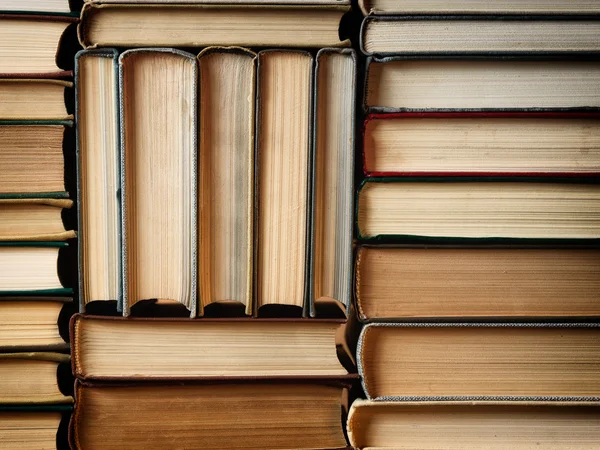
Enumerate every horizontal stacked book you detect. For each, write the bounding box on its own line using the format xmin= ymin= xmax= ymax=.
xmin=0 ymin=0 xmax=78 ymax=448
xmin=73 ymin=0 xmax=357 ymax=448
xmin=349 ymin=2 xmax=600 ymax=449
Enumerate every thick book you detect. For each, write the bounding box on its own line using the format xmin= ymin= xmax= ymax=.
xmin=310 ymin=48 xmax=356 ymax=317
xmin=75 ymin=49 xmax=121 ymax=310
xmin=359 ymin=0 xmax=600 ymax=15
xmin=364 ymin=57 xmax=600 ymax=112
xmin=0 ymin=123 xmax=69 ymax=198
xmin=0 ymin=406 xmax=71 ymax=450
xmin=0 ymin=353 xmax=71 ymax=405
xmin=0 ymin=297 xmax=69 ymax=351
xmin=0 ymin=198 xmax=74 ymax=241
xmin=198 ymin=46 xmax=256 ymax=317
xmin=119 ymin=49 xmax=197 ymax=317
xmin=78 ymin=3 xmax=350 ymax=49
xmin=356 ymin=178 xmax=600 ymax=242
xmin=355 ymin=246 xmax=600 ymax=321
xmin=0 ymin=13 xmax=76 ymax=77
xmin=256 ymin=50 xmax=313 ymax=316
xmin=360 ymin=16 xmax=600 ymax=56
xmin=348 ymin=399 xmax=600 ymax=449
xmin=0 ymin=242 xmax=71 ymax=296
xmin=85 ymin=0 xmax=350 ymax=3
xmin=71 ymin=380 xmax=351 ymax=450
xmin=357 ymin=323 xmax=600 ymax=399
xmin=0 ymin=79 xmax=72 ymax=121
xmin=363 ymin=112 xmax=600 ymax=177
xmin=71 ymin=314 xmax=352 ymax=381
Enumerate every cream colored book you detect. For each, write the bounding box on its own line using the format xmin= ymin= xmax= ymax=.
xmin=0 ymin=353 xmax=71 ymax=404
xmin=348 ymin=399 xmax=600 ymax=450
xmin=71 ymin=315 xmax=347 ymax=379
xmin=119 ymin=49 xmax=197 ymax=316
xmin=359 ymin=0 xmax=600 ymax=15
xmin=0 ymin=412 xmax=64 ymax=450
xmin=361 ymin=17 xmax=600 ymax=55
xmin=197 ymin=47 xmax=256 ymax=316
xmin=0 ymin=199 xmax=74 ymax=242
xmin=79 ymin=3 xmax=349 ymax=48
xmin=311 ymin=49 xmax=356 ymax=316
xmin=257 ymin=50 xmax=312 ymax=315
xmin=365 ymin=59 xmax=600 ymax=111
xmin=357 ymin=180 xmax=600 ymax=240
xmin=0 ymin=15 xmax=75 ymax=75
xmin=358 ymin=323 xmax=600 ymax=399
xmin=0 ymin=80 xmax=71 ymax=120
xmin=0 ymin=0 xmax=71 ymax=12
xmin=76 ymin=49 xmax=121 ymax=308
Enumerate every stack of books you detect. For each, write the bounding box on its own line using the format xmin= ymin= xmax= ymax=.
xmin=349 ymin=2 xmax=600 ymax=449
xmin=0 ymin=0 xmax=77 ymax=447
xmin=73 ymin=0 xmax=357 ymax=448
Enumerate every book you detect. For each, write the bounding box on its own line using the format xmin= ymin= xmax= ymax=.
xmin=0 ymin=353 xmax=71 ymax=404
xmin=198 ymin=47 xmax=256 ymax=316
xmin=311 ymin=48 xmax=356 ymax=316
xmin=75 ymin=49 xmax=120 ymax=309
xmin=356 ymin=178 xmax=600 ymax=241
xmin=365 ymin=58 xmax=600 ymax=112
xmin=0 ymin=79 xmax=72 ymax=120
xmin=85 ymin=0 xmax=350 ymax=3
xmin=72 ymin=381 xmax=350 ymax=450
xmin=71 ymin=315 xmax=350 ymax=380
xmin=355 ymin=246 xmax=600 ymax=320
xmin=0 ymin=0 xmax=73 ymax=14
xmin=0 ymin=124 xmax=68 ymax=198
xmin=119 ymin=49 xmax=197 ymax=317
xmin=0 ymin=14 xmax=76 ymax=76
xmin=0 ymin=298 xmax=69 ymax=350
xmin=363 ymin=113 xmax=600 ymax=176
xmin=256 ymin=50 xmax=312 ymax=315
xmin=347 ymin=400 xmax=600 ymax=449
xmin=78 ymin=4 xmax=350 ymax=49
xmin=360 ymin=16 xmax=600 ymax=56
xmin=359 ymin=0 xmax=600 ymax=15
xmin=357 ymin=323 xmax=600 ymax=399
xmin=0 ymin=199 xmax=74 ymax=241
xmin=0 ymin=408 xmax=70 ymax=450
xmin=0 ymin=243 xmax=71 ymax=295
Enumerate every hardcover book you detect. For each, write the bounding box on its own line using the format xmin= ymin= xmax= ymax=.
xmin=0 ymin=198 xmax=74 ymax=241
xmin=362 ymin=112 xmax=600 ymax=176
xmin=0 ymin=242 xmax=71 ymax=296
xmin=355 ymin=246 xmax=600 ymax=320
xmin=364 ymin=58 xmax=600 ymax=112
xmin=360 ymin=16 xmax=600 ymax=56
xmin=0 ymin=13 xmax=76 ymax=77
xmin=0 ymin=406 xmax=71 ymax=450
xmin=0 ymin=123 xmax=69 ymax=198
xmin=357 ymin=323 xmax=600 ymax=399
xmin=310 ymin=48 xmax=356 ymax=316
xmin=71 ymin=315 xmax=350 ymax=381
xmin=347 ymin=400 xmax=600 ymax=449
xmin=256 ymin=50 xmax=312 ymax=315
xmin=356 ymin=178 xmax=600 ymax=241
xmin=0 ymin=353 xmax=71 ymax=404
xmin=75 ymin=49 xmax=120 ymax=310
xmin=0 ymin=79 xmax=72 ymax=121
xmin=78 ymin=4 xmax=350 ymax=49
xmin=358 ymin=0 xmax=600 ymax=15
xmin=198 ymin=46 xmax=256 ymax=316
xmin=119 ymin=48 xmax=197 ymax=317
xmin=72 ymin=380 xmax=351 ymax=450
